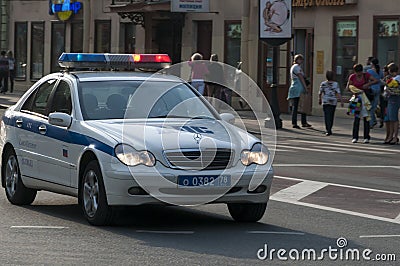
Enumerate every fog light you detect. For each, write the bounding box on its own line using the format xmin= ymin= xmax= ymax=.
xmin=128 ymin=187 xmax=148 ymax=195
xmin=247 ymin=185 xmax=267 ymax=194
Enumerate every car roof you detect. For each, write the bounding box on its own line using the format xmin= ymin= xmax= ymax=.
xmin=69 ymin=71 xmax=184 ymax=83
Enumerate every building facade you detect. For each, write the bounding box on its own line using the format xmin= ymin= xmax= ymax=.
xmin=5 ymin=0 xmax=400 ymax=115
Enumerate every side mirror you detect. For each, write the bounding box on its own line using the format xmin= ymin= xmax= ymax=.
xmin=49 ymin=112 xmax=72 ymax=128
xmin=220 ymin=113 xmax=235 ymax=124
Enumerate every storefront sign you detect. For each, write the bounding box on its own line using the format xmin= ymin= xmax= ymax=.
xmin=337 ymin=21 xmax=357 ymax=37
xmin=49 ymin=0 xmax=82 ymax=21
xmin=171 ymin=0 xmax=209 ymax=13
xmin=377 ymin=20 xmax=399 ymax=37
xmin=293 ymin=0 xmax=357 ymax=7
xmin=259 ymin=0 xmax=292 ymax=40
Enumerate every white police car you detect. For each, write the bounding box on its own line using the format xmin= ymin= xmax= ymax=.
xmin=0 ymin=53 xmax=273 ymax=225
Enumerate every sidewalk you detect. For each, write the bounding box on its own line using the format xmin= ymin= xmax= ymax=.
xmin=0 ymin=90 xmax=388 ymax=143
xmin=0 ymin=87 xmax=27 ymax=109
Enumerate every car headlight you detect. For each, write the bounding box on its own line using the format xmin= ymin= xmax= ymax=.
xmin=114 ymin=144 xmax=155 ymax=167
xmin=240 ymin=143 xmax=269 ymax=166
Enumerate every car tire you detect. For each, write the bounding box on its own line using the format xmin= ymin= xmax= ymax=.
xmin=227 ymin=203 xmax=267 ymax=222
xmin=3 ymin=148 xmax=37 ymax=205
xmin=80 ymin=160 xmax=114 ymax=226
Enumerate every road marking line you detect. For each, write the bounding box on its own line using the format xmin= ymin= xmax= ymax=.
xmin=274 ymin=175 xmax=400 ymax=195
xmin=271 ymin=180 xmax=328 ymax=202
xmin=136 ymin=230 xmax=194 ymax=234
xmin=395 ymin=213 xmax=400 ymax=222
xmin=360 ymin=235 xmax=400 ymax=238
xmin=10 ymin=226 xmax=68 ymax=229
xmin=270 ymin=148 xmax=295 ymax=152
xmin=274 ymin=164 xmax=400 ymax=170
xmin=271 ymin=197 xmax=400 ymax=225
xmin=277 ymin=145 xmax=343 ymax=153
xmin=247 ymin=231 xmax=305 ymax=235
xmin=288 ymin=139 xmax=400 ymax=153
xmin=320 ymin=145 xmax=394 ymax=155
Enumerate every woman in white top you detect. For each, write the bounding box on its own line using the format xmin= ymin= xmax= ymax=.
xmin=318 ymin=70 xmax=343 ymax=136
xmin=287 ymin=54 xmax=311 ymax=128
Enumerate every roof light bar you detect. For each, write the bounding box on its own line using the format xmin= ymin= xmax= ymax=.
xmin=58 ymin=53 xmax=171 ymax=70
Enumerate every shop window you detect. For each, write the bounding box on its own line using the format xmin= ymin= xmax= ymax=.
xmin=31 ymin=22 xmax=45 ymax=81
xmin=14 ymin=22 xmax=27 ymax=80
xmin=119 ymin=22 xmax=136 ymax=53
xmin=264 ymin=43 xmax=289 ymax=86
xmin=51 ymin=22 xmax=65 ymax=73
xmin=333 ymin=18 xmax=358 ymax=97
xmin=95 ymin=20 xmax=111 ymax=53
xmin=224 ymin=21 xmax=242 ymax=68
xmin=71 ymin=21 xmax=83 ymax=53
xmin=374 ymin=18 xmax=399 ymax=66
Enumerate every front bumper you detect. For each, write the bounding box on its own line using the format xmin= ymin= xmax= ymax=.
xmin=102 ymin=158 xmax=273 ymax=206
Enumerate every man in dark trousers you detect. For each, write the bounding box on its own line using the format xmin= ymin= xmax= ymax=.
xmin=0 ymin=51 xmax=9 ymax=93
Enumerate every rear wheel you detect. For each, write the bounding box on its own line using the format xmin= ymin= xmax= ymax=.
xmin=3 ymin=149 xmax=36 ymax=205
xmin=227 ymin=203 xmax=267 ymax=222
xmin=80 ymin=160 xmax=114 ymax=226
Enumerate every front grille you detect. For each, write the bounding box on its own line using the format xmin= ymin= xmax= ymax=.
xmin=164 ymin=149 xmax=234 ymax=170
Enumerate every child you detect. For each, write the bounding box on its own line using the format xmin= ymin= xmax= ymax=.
xmin=319 ymin=70 xmax=343 ymax=136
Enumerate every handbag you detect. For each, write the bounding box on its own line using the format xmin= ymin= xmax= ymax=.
xmin=347 ymin=94 xmax=362 ymax=117
xmin=298 ymin=92 xmax=312 ymax=115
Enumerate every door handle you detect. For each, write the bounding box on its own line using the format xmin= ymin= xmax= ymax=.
xmin=38 ymin=125 xmax=47 ymax=135
xmin=16 ymin=118 xmax=23 ymax=128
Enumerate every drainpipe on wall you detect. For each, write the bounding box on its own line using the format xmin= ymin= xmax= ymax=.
xmin=83 ymin=0 xmax=91 ymax=52
xmin=239 ymin=0 xmax=250 ymax=104
xmin=240 ymin=0 xmax=249 ymax=77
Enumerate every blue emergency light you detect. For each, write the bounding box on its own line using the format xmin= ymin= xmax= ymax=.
xmin=58 ymin=53 xmax=171 ymax=70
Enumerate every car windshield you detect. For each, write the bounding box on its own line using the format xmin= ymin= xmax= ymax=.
xmin=79 ymin=80 xmax=216 ymax=120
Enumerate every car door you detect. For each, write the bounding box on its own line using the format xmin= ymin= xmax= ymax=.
xmin=16 ymin=78 xmax=58 ymax=181
xmin=42 ymin=79 xmax=74 ymax=187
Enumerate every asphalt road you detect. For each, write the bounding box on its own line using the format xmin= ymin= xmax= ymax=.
xmin=0 ymin=108 xmax=399 ymax=265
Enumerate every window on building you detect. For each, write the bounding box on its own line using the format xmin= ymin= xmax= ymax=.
xmin=333 ymin=18 xmax=358 ymax=97
xmin=14 ymin=22 xmax=27 ymax=80
xmin=71 ymin=21 xmax=83 ymax=53
xmin=374 ymin=17 xmax=399 ymax=66
xmin=224 ymin=21 xmax=242 ymax=68
xmin=119 ymin=22 xmax=136 ymax=53
xmin=31 ymin=22 xmax=45 ymax=80
xmin=95 ymin=20 xmax=111 ymax=53
xmin=263 ymin=43 xmax=289 ymax=86
xmin=51 ymin=22 xmax=66 ymax=73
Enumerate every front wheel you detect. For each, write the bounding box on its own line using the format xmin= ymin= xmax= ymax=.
xmin=79 ymin=160 xmax=114 ymax=226
xmin=3 ymin=148 xmax=36 ymax=205
xmin=227 ymin=202 xmax=267 ymax=222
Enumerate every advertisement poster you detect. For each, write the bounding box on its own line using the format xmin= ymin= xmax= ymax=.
xmin=259 ymin=0 xmax=292 ymax=39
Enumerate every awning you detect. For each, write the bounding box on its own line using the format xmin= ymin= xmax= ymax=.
xmin=109 ymin=0 xmax=171 ymax=13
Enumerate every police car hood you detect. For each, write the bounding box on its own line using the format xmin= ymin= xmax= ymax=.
xmin=85 ymin=119 xmax=259 ymax=152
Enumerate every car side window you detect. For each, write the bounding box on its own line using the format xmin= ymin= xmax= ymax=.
xmin=49 ymin=80 xmax=72 ymax=115
xmin=21 ymin=79 xmax=57 ymax=116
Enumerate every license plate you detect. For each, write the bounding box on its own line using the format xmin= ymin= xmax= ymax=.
xmin=177 ymin=175 xmax=231 ymax=187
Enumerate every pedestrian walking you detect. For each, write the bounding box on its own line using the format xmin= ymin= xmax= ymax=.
xmin=346 ymin=63 xmax=378 ymax=143
xmin=287 ymin=54 xmax=311 ymax=129
xmin=366 ymin=58 xmax=384 ymax=128
xmin=188 ymin=52 xmax=209 ymax=96
xmin=7 ymin=50 xmax=15 ymax=93
xmin=318 ymin=70 xmax=343 ymax=136
xmin=382 ymin=63 xmax=400 ymax=145
xmin=207 ymin=54 xmax=227 ymax=110
xmin=0 ymin=50 xmax=9 ymax=93
xmin=379 ymin=64 xmax=391 ymax=128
